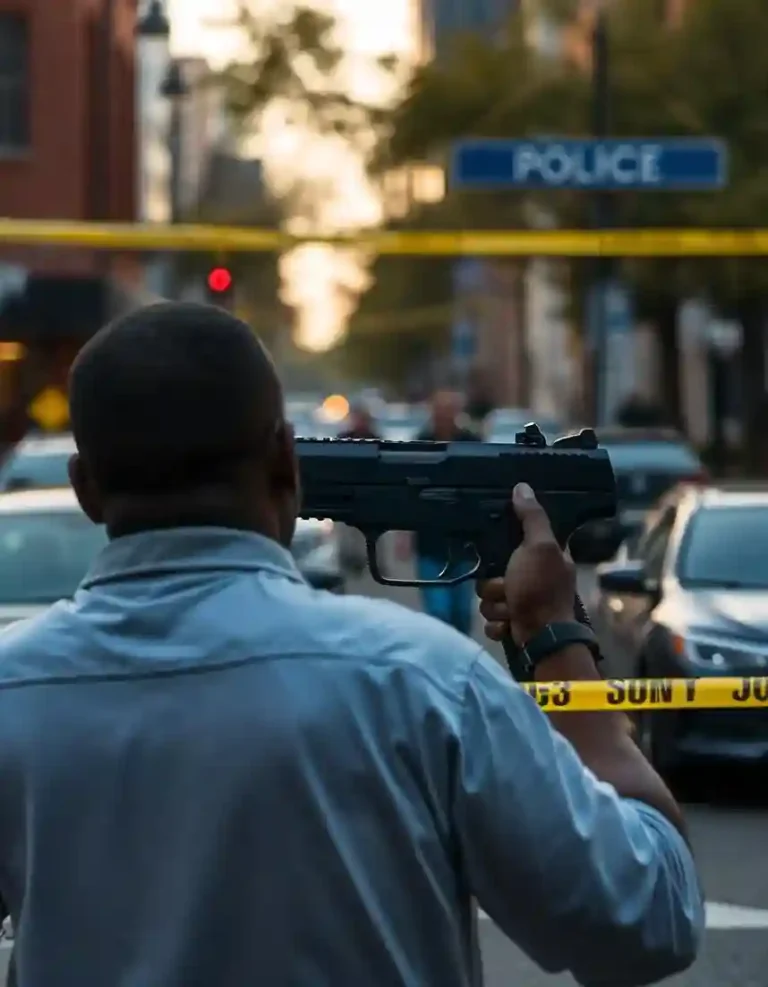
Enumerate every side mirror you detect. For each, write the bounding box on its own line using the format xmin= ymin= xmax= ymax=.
xmin=597 ymin=561 xmax=651 ymax=596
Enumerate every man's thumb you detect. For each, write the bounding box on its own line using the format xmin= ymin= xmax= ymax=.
xmin=512 ymin=483 xmax=553 ymax=542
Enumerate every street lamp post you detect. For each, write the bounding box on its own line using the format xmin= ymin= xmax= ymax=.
xmin=136 ymin=1 xmax=171 ymax=296
xmin=160 ymin=59 xmax=189 ymax=298
xmin=136 ymin=0 xmax=170 ymax=41
xmin=136 ymin=2 xmax=188 ymax=299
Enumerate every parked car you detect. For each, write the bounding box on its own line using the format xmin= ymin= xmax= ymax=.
xmin=0 ymin=433 xmax=77 ymax=492
xmin=379 ymin=403 xmax=427 ymax=442
xmin=595 ymin=484 xmax=768 ymax=778
xmin=0 ymin=443 xmax=345 ymax=593
xmin=295 ymin=419 xmax=342 ymax=439
xmin=0 ymin=488 xmax=107 ymax=629
xmin=570 ymin=428 xmax=707 ymax=564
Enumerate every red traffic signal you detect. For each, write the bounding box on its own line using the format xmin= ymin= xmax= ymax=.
xmin=206 ymin=267 xmax=233 ymax=293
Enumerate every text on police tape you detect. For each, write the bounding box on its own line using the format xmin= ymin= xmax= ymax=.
xmin=521 ymin=677 xmax=768 ymax=711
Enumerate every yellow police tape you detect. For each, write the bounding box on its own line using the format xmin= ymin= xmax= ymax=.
xmin=521 ymin=677 xmax=768 ymax=711
xmin=3 ymin=219 xmax=768 ymax=256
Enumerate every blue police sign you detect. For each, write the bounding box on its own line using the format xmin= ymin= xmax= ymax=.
xmin=451 ymin=138 xmax=727 ymax=191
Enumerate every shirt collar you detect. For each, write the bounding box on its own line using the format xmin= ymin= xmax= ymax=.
xmin=81 ymin=526 xmax=304 ymax=589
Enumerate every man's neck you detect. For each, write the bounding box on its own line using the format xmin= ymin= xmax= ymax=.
xmin=104 ymin=491 xmax=272 ymax=541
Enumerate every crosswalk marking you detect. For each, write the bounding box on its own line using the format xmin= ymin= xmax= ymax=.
xmin=705 ymin=902 xmax=768 ymax=929
xmin=478 ymin=901 xmax=768 ymax=930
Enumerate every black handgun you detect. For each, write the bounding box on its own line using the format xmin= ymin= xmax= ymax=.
xmin=296 ymin=423 xmax=617 ymax=678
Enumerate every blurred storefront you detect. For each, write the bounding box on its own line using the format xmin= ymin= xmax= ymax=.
xmin=0 ymin=0 xmax=140 ymax=446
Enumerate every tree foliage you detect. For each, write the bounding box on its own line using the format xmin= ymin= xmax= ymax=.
xmin=378 ymin=15 xmax=586 ymax=185
xmin=360 ymin=14 xmax=574 ymax=386
xmin=337 ymin=201 xmax=454 ymax=385
xmin=213 ymin=4 xmax=396 ymax=149
xmin=380 ymin=0 xmax=768 ymax=464
xmin=206 ymin=3 xmax=406 ymax=376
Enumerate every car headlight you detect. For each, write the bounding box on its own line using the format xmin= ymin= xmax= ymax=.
xmin=291 ymin=520 xmax=339 ymax=570
xmin=673 ymin=632 xmax=768 ymax=671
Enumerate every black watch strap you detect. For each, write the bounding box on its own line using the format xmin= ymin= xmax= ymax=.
xmin=521 ymin=621 xmax=601 ymax=673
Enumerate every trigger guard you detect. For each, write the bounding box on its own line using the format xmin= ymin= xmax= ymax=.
xmin=365 ymin=535 xmax=381 ymax=580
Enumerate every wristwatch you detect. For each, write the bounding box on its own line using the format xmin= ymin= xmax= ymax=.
xmin=520 ymin=621 xmax=602 ymax=673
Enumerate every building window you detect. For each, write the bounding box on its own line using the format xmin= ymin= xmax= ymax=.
xmin=0 ymin=14 xmax=28 ymax=151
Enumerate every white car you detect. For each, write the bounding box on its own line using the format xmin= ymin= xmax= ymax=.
xmin=0 ymin=487 xmax=106 ymax=628
xmin=0 ymin=434 xmax=77 ymax=492
xmin=0 ymin=487 xmax=344 ymax=629
xmin=380 ymin=404 xmax=427 ymax=442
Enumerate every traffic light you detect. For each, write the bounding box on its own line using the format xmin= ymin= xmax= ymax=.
xmin=205 ymin=266 xmax=234 ymax=309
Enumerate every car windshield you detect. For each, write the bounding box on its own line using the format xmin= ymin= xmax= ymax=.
xmin=678 ymin=505 xmax=768 ymax=588
xmin=384 ymin=415 xmax=421 ymax=430
xmin=602 ymin=440 xmax=701 ymax=472
xmin=297 ymin=421 xmax=341 ymax=439
xmin=0 ymin=451 xmax=72 ymax=490
xmin=0 ymin=510 xmax=107 ymax=603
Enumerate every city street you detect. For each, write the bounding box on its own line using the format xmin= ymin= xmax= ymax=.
xmin=349 ymin=554 xmax=768 ymax=987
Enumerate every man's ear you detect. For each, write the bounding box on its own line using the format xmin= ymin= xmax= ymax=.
xmin=68 ymin=454 xmax=104 ymax=524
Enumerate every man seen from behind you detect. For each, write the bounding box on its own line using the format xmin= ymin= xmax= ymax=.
xmin=0 ymin=303 xmax=702 ymax=986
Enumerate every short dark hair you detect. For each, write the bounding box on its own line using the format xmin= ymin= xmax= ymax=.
xmin=69 ymin=302 xmax=281 ymax=495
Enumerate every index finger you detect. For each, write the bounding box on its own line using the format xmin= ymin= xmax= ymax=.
xmin=476 ymin=577 xmax=506 ymax=601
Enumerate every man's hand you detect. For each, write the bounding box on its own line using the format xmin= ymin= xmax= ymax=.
xmin=478 ymin=483 xmax=576 ymax=645
xmin=478 ymin=488 xmax=690 ymax=841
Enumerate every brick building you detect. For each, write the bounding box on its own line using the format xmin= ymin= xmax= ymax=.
xmin=0 ymin=0 xmax=138 ymax=440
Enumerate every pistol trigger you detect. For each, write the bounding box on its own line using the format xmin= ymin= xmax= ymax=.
xmin=445 ymin=539 xmax=477 ymax=579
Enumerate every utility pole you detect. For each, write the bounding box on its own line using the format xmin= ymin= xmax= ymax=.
xmin=589 ymin=5 xmax=612 ymax=426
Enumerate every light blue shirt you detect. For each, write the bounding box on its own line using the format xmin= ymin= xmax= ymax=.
xmin=0 ymin=528 xmax=703 ymax=986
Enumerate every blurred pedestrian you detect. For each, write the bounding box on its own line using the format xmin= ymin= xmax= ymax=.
xmin=0 ymin=303 xmax=702 ymax=987
xmin=338 ymin=403 xmax=380 ymax=441
xmin=464 ymin=366 xmax=495 ymax=434
xmin=401 ymin=390 xmax=481 ymax=636
xmin=337 ymin=403 xmax=380 ymax=573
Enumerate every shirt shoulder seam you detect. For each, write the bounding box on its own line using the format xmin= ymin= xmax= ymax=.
xmin=0 ymin=647 xmax=482 ymax=695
